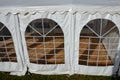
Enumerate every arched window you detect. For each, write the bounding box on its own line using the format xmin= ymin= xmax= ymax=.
xmin=79 ymin=19 xmax=119 ymax=66
xmin=25 ymin=18 xmax=64 ymax=64
xmin=0 ymin=22 xmax=17 ymax=62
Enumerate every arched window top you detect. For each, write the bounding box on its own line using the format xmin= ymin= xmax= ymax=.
xmin=83 ymin=19 xmax=118 ymax=37
xmin=26 ymin=18 xmax=63 ymax=36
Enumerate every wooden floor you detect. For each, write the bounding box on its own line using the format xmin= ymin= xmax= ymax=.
xmin=0 ymin=34 xmax=114 ymax=66
xmin=0 ymin=37 xmax=17 ymax=62
xmin=79 ymin=34 xmax=113 ymax=66
xmin=26 ymin=34 xmax=65 ymax=64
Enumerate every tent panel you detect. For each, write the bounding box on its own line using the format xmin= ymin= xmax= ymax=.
xmin=74 ymin=13 xmax=120 ymax=76
xmin=25 ymin=18 xmax=65 ymax=64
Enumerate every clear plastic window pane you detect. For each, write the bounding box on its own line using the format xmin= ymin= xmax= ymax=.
xmin=25 ymin=18 xmax=65 ymax=64
xmin=0 ymin=22 xmax=17 ymax=62
xmin=79 ymin=19 xmax=119 ymax=66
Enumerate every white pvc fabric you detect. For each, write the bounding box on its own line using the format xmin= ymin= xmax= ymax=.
xmin=19 ymin=12 xmax=71 ymax=75
xmin=74 ymin=13 xmax=120 ymax=76
xmin=0 ymin=14 xmax=26 ymax=76
xmin=0 ymin=6 xmax=120 ymax=76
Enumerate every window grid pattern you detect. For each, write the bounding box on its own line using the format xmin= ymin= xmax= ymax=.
xmin=0 ymin=23 xmax=17 ymax=62
xmin=25 ymin=19 xmax=64 ymax=64
xmin=79 ymin=19 xmax=119 ymax=66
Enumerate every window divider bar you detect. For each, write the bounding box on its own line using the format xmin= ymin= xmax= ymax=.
xmin=53 ymin=36 xmax=56 ymax=64
xmin=42 ymin=19 xmax=45 ymax=35
xmin=3 ymin=36 xmax=11 ymax=62
xmin=29 ymin=24 xmax=42 ymax=36
xmin=102 ymin=25 xmax=116 ymax=37
xmin=86 ymin=24 xmax=100 ymax=37
xmin=96 ymin=38 xmax=101 ymax=66
xmin=43 ymin=36 xmax=47 ymax=64
xmin=35 ymin=48 xmax=38 ymax=64
xmin=0 ymin=25 xmax=5 ymax=32
xmin=106 ymin=38 xmax=111 ymax=66
xmin=87 ymin=37 xmax=91 ymax=66
xmin=45 ymin=25 xmax=58 ymax=36
xmin=100 ymin=19 xmax=103 ymax=36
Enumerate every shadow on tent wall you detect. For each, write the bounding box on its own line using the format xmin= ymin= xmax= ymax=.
xmin=112 ymin=51 xmax=120 ymax=79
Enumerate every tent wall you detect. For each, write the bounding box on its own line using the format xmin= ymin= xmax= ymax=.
xmin=0 ymin=10 xmax=120 ymax=76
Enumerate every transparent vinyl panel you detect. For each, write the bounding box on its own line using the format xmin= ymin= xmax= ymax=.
xmin=79 ymin=19 xmax=119 ymax=66
xmin=0 ymin=22 xmax=17 ymax=62
xmin=25 ymin=18 xmax=65 ymax=64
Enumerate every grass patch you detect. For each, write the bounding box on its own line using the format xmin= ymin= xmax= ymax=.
xmin=0 ymin=72 xmax=120 ymax=80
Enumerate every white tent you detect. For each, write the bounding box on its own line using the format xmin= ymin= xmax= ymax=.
xmin=0 ymin=0 xmax=120 ymax=76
